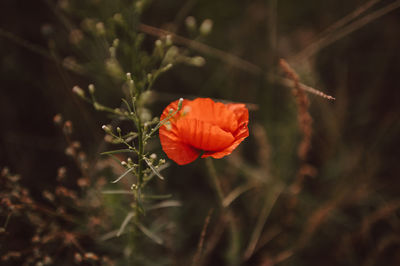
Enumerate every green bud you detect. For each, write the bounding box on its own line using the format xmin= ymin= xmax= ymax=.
xmin=88 ymin=84 xmax=95 ymax=94
xmin=113 ymin=13 xmax=123 ymax=24
xmin=72 ymin=86 xmax=85 ymax=98
xmin=177 ymin=98 xmax=183 ymax=110
xmin=200 ymin=19 xmax=213 ymax=35
xmin=102 ymin=125 xmax=111 ymax=133
xmin=185 ymin=16 xmax=197 ymax=31
xmin=113 ymin=38 xmax=119 ymax=47
xmin=126 ymin=72 xmax=132 ymax=80
xmin=155 ymin=39 xmax=162 ymax=47
xmin=191 ymin=56 xmax=206 ymax=67
xmin=95 ymin=22 xmax=105 ymax=35
xmin=165 ymin=35 xmax=172 ymax=46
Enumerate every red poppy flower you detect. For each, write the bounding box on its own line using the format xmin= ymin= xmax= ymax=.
xmin=159 ymin=98 xmax=249 ymax=165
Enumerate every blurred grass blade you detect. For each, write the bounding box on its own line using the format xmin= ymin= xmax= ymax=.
xmin=99 ymin=230 xmax=119 ymax=241
xmin=102 ymin=190 xmax=133 ymax=195
xmin=100 ymin=149 xmax=132 ymax=155
xmin=143 ymin=194 xmax=173 ymax=200
xmin=117 ymin=212 xmax=135 ymax=237
xmin=223 ymin=183 xmax=257 ymax=208
xmin=135 ymin=221 xmax=163 ymax=245
xmin=111 ymin=167 xmax=135 ymax=183
xmin=244 ymin=184 xmax=284 ymax=260
xmin=148 ymin=200 xmax=182 ymax=211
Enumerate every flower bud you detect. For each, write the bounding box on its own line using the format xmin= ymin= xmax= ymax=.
xmin=113 ymin=13 xmax=123 ymax=24
xmin=88 ymin=84 xmax=95 ymax=94
xmin=185 ymin=16 xmax=196 ymax=31
xmin=191 ymin=56 xmax=206 ymax=67
xmin=95 ymin=22 xmax=105 ymax=35
xmin=72 ymin=86 xmax=85 ymax=98
xmin=177 ymin=98 xmax=183 ymax=110
xmin=200 ymin=19 xmax=213 ymax=35
xmin=155 ymin=39 xmax=162 ymax=47
xmin=113 ymin=38 xmax=119 ymax=47
xmin=126 ymin=72 xmax=132 ymax=80
xmin=102 ymin=125 xmax=111 ymax=133
xmin=165 ymin=35 xmax=172 ymax=46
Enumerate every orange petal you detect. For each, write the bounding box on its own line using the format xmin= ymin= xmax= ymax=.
xmin=184 ymin=98 xmax=238 ymax=133
xmin=202 ymin=124 xmax=249 ymax=159
xmin=176 ymin=118 xmax=235 ymax=151
xmin=227 ymin=103 xmax=249 ymax=127
xmin=159 ymin=125 xmax=200 ymax=165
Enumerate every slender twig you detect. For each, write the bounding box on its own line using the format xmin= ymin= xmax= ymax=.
xmin=192 ymin=209 xmax=214 ymax=266
xmin=138 ymin=23 xmax=261 ymax=74
xmin=205 ymin=158 xmax=240 ymax=265
xmin=290 ymin=0 xmax=400 ymax=63
xmin=243 ymin=184 xmax=284 ymax=260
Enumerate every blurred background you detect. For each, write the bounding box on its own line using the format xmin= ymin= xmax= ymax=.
xmin=1 ymin=0 xmax=400 ymax=265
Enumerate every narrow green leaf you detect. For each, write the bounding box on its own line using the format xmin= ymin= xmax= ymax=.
xmin=147 ymin=200 xmax=182 ymax=211
xmin=144 ymin=158 xmax=164 ymax=180
xmin=117 ymin=212 xmax=135 ymax=237
xmin=135 ymin=221 xmax=163 ymax=245
xmin=102 ymin=190 xmax=133 ymax=195
xmin=112 ymin=167 xmax=135 ymax=183
xmin=101 ymin=149 xmax=133 ymax=155
xmin=143 ymin=194 xmax=173 ymax=200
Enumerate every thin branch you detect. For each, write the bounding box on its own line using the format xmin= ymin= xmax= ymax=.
xmin=290 ymin=0 xmax=400 ymax=63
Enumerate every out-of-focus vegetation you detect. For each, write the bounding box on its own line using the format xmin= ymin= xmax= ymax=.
xmin=1 ymin=0 xmax=400 ymax=265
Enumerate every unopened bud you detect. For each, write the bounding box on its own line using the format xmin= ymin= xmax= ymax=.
xmin=191 ymin=56 xmax=206 ymax=67
xmin=102 ymin=125 xmax=111 ymax=133
xmin=177 ymin=98 xmax=183 ymax=110
xmin=95 ymin=22 xmax=105 ymax=35
xmin=165 ymin=35 xmax=172 ymax=46
xmin=200 ymin=19 xmax=213 ymax=35
xmin=88 ymin=84 xmax=95 ymax=94
xmin=53 ymin=114 xmax=63 ymax=125
xmin=113 ymin=38 xmax=119 ymax=47
xmin=155 ymin=39 xmax=162 ymax=47
xmin=113 ymin=13 xmax=123 ymax=24
xmin=185 ymin=16 xmax=196 ymax=31
xmin=72 ymin=86 xmax=85 ymax=98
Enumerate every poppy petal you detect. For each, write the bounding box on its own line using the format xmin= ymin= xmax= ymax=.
xmin=227 ymin=103 xmax=249 ymax=126
xmin=159 ymin=126 xmax=200 ymax=165
xmin=159 ymin=98 xmax=249 ymax=165
xmin=202 ymin=125 xmax=249 ymax=159
xmin=176 ymin=118 xmax=235 ymax=151
xmin=185 ymin=98 xmax=238 ymax=133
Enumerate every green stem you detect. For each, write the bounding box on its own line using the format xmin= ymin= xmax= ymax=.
xmin=205 ymin=158 xmax=224 ymax=205
xmin=205 ymin=158 xmax=240 ymax=265
xmin=135 ymin=113 xmax=144 ymax=221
